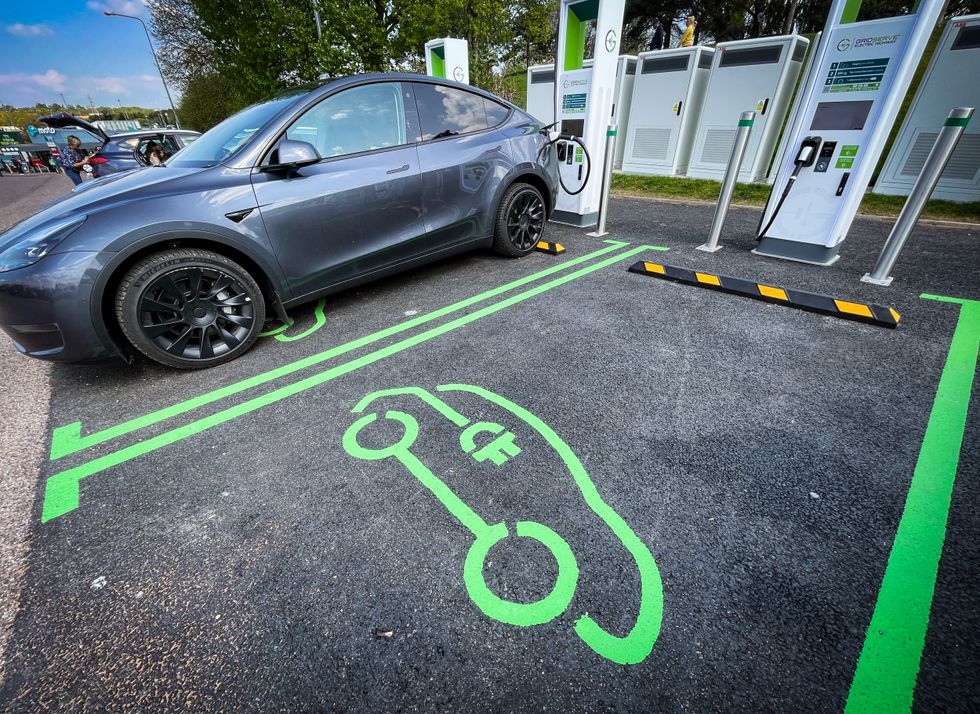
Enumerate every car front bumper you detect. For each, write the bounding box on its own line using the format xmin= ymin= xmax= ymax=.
xmin=0 ymin=251 xmax=121 ymax=362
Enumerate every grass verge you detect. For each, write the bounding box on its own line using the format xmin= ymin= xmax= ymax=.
xmin=612 ymin=174 xmax=980 ymax=224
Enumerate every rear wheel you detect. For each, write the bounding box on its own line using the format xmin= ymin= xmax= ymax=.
xmin=115 ymin=248 xmax=265 ymax=369
xmin=492 ymin=182 xmax=546 ymax=257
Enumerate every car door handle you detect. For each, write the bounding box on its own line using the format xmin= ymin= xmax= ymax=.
xmin=386 ymin=164 xmax=410 ymax=174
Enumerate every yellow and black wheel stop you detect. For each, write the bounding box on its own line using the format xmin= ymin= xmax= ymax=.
xmin=629 ymin=261 xmax=901 ymax=329
xmin=535 ymin=241 xmax=566 ymax=255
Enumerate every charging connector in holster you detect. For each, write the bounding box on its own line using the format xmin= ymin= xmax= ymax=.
xmin=756 ymin=136 xmax=823 ymax=241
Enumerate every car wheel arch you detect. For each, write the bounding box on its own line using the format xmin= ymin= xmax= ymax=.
xmin=94 ymin=235 xmax=289 ymax=360
xmin=498 ymin=170 xmax=552 ymax=217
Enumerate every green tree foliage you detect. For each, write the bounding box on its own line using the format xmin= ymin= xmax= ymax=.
xmin=177 ymin=73 xmax=247 ymax=132
xmin=144 ymin=0 xmax=973 ymax=129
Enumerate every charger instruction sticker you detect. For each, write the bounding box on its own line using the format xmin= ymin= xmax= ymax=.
xmin=562 ymin=93 xmax=587 ymax=113
xmin=824 ymin=58 xmax=889 ymax=93
xmin=836 ymin=144 xmax=859 ymax=169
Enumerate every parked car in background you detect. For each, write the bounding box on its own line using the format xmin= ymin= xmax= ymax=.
xmin=38 ymin=113 xmax=200 ymax=178
xmin=0 ymin=75 xmax=558 ymax=369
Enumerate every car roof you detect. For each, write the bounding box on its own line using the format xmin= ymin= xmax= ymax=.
xmin=109 ymin=129 xmax=201 ymax=138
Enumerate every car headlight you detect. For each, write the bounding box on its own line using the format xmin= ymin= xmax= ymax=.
xmin=0 ymin=215 xmax=87 ymax=272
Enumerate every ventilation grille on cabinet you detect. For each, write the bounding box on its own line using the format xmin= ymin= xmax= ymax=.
xmin=700 ymin=128 xmax=737 ymax=164
xmin=631 ymin=127 xmax=671 ymax=161
xmin=900 ymin=132 xmax=980 ymax=181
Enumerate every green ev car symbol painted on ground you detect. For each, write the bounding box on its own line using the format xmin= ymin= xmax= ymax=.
xmin=342 ymin=384 xmax=665 ymax=665
xmin=260 ymin=298 xmax=327 ymax=342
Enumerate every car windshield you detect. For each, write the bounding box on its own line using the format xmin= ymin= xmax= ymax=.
xmin=167 ymin=92 xmax=303 ymax=168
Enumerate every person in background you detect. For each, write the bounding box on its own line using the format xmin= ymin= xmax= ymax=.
xmin=649 ymin=17 xmax=665 ymax=51
xmin=679 ymin=15 xmax=696 ymax=47
xmin=145 ymin=141 xmax=167 ymax=166
xmin=60 ymin=135 xmax=89 ymax=186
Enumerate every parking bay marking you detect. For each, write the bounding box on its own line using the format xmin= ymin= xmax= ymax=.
xmin=41 ymin=244 xmax=664 ymax=522
xmin=344 ymin=384 xmax=663 ymax=664
xmin=846 ymin=294 xmax=980 ymax=712
xmin=259 ymin=297 xmax=327 ymax=342
xmin=49 ymin=241 xmax=633 ymax=461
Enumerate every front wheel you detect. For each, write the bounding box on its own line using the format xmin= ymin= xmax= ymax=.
xmin=115 ymin=248 xmax=265 ymax=369
xmin=492 ymin=183 xmax=546 ymax=257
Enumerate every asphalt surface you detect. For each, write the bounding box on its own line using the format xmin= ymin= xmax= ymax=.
xmin=0 ymin=178 xmax=977 ymax=711
xmin=0 ymin=173 xmax=73 ymax=686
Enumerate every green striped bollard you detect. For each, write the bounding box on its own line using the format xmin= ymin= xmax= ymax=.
xmin=587 ymin=124 xmax=618 ymax=238
xmin=697 ymin=111 xmax=755 ymax=253
xmin=862 ymin=106 xmax=974 ymax=286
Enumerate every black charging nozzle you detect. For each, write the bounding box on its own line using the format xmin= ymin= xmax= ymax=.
xmin=756 ymin=136 xmax=822 ymax=241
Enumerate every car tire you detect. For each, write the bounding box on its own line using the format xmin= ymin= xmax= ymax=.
xmin=492 ymin=182 xmax=547 ymax=257
xmin=115 ymin=248 xmax=265 ymax=369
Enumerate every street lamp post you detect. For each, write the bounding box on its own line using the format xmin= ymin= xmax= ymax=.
xmin=103 ymin=11 xmax=180 ymax=129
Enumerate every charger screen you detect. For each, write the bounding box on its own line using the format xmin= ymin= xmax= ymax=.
xmin=810 ymin=101 xmax=873 ymax=131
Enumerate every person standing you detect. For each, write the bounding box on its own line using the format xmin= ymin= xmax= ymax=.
xmin=679 ymin=15 xmax=696 ymax=47
xmin=60 ymin=135 xmax=89 ymax=187
xmin=649 ymin=17 xmax=665 ymax=51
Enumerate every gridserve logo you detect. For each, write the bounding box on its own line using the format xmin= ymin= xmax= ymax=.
xmin=837 ymin=33 xmax=901 ymax=52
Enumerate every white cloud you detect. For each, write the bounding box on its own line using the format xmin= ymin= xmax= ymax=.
xmin=0 ymin=69 xmax=67 ymax=93
xmin=0 ymin=69 xmax=171 ymax=107
xmin=86 ymin=0 xmax=149 ymax=16
xmin=6 ymin=23 xmax=54 ymax=37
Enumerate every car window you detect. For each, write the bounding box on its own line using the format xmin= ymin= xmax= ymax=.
xmin=412 ymin=83 xmax=489 ymax=140
xmin=167 ymin=91 xmax=303 ymax=168
xmin=117 ymin=137 xmax=139 ymax=151
xmin=160 ymin=135 xmax=182 ymax=153
xmin=179 ymin=134 xmax=199 ymax=146
xmin=137 ymin=137 xmax=177 ymax=164
xmin=484 ymin=98 xmax=510 ymax=128
xmin=285 ymin=82 xmax=412 ymax=159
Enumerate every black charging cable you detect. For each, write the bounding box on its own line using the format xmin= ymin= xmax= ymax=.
xmin=756 ymin=164 xmax=804 ymax=241
xmin=756 ymin=137 xmax=821 ymax=241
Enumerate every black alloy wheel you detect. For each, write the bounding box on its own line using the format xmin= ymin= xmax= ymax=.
xmin=138 ymin=266 xmax=254 ymax=359
xmin=506 ymin=191 xmax=545 ymax=251
xmin=116 ymin=248 xmax=265 ymax=369
xmin=493 ymin=182 xmax=547 ymax=257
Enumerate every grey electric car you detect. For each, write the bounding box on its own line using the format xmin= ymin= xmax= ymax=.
xmin=0 ymin=74 xmax=558 ymax=369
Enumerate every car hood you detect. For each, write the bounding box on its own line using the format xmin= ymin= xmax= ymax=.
xmin=0 ymin=166 xmax=210 ymax=243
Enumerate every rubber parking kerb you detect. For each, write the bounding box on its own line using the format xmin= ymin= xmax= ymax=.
xmin=535 ymin=241 xmax=566 ymax=255
xmin=629 ymin=260 xmax=902 ymax=328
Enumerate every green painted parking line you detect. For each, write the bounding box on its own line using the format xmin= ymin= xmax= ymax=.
xmin=846 ymin=294 xmax=980 ymax=712
xmin=343 ymin=384 xmax=663 ymax=664
xmin=41 ymin=244 xmax=664 ymax=523
xmin=260 ymin=298 xmax=328 ymax=342
xmin=49 ymin=241 xmax=632 ymax=461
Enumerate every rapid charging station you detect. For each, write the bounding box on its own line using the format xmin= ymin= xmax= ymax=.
xmin=621 ymin=46 xmax=714 ymax=176
xmin=756 ymin=0 xmax=947 ymax=265
xmin=874 ymin=14 xmax=980 ymax=202
xmin=551 ymin=0 xmax=626 ymax=226
xmin=425 ymin=38 xmax=469 ymax=84
xmin=525 ymin=55 xmax=636 ymax=169
xmin=526 ymin=60 xmax=593 ymax=126
xmin=687 ymin=34 xmax=810 ymax=183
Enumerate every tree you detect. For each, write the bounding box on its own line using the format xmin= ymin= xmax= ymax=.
xmin=178 ymin=73 xmax=247 ymax=131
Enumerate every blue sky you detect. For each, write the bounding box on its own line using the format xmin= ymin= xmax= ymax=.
xmin=0 ymin=0 xmax=178 ymax=109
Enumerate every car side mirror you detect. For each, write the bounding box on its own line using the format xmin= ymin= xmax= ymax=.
xmin=265 ymin=139 xmax=320 ymax=170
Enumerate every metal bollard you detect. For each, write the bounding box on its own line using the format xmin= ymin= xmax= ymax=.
xmin=697 ymin=111 xmax=756 ymax=253
xmin=862 ymin=106 xmax=974 ymax=286
xmin=586 ymin=124 xmax=618 ymax=237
